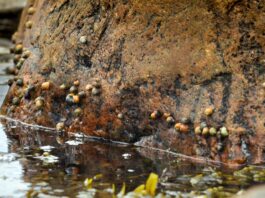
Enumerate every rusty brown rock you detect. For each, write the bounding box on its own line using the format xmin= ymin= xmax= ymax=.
xmin=2 ymin=0 xmax=265 ymax=165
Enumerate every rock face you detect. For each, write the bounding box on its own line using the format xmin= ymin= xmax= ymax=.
xmin=2 ymin=0 xmax=265 ymax=165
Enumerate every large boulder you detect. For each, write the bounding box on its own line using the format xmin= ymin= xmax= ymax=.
xmin=2 ymin=0 xmax=265 ymax=165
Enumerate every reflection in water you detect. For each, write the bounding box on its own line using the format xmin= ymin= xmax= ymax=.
xmin=0 ymin=124 xmax=8 ymax=153
xmin=0 ymin=123 xmax=30 ymax=197
xmin=1 ymin=117 xmax=265 ymax=197
xmin=0 ymin=117 xmax=210 ymax=197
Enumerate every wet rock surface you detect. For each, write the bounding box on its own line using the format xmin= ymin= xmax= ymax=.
xmin=2 ymin=0 xmax=265 ymax=165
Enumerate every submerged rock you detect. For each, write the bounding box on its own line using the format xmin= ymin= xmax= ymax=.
xmin=2 ymin=0 xmax=265 ymax=165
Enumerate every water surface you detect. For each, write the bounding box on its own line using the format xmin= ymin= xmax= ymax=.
xmin=0 ymin=117 xmax=265 ymax=197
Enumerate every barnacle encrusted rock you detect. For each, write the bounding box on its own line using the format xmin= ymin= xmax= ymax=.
xmin=2 ymin=0 xmax=265 ymax=165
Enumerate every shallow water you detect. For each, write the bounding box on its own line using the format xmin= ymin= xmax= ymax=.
xmin=0 ymin=117 xmax=265 ymax=197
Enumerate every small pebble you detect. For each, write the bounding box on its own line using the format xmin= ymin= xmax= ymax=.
xmin=69 ymin=86 xmax=78 ymax=94
xmin=41 ymin=81 xmax=50 ymax=90
xmin=7 ymin=79 xmax=14 ymax=86
xmin=150 ymin=110 xmax=161 ymax=120
xmin=85 ymin=84 xmax=93 ymax=91
xmin=175 ymin=123 xmax=189 ymax=133
xmin=16 ymin=78 xmax=23 ymax=86
xmin=18 ymin=58 xmax=25 ymax=64
xmin=25 ymin=21 xmax=33 ymax=29
xmin=200 ymin=122 xmax=207 ymax=129
xmin=16 ymin=64 xmax=21 ymax=70
xmin=204 ymin=107 xmax=214 ymax=116
xmin=217 ymin=142 xmax=223 ymax=151
xmin=22 ymin=50 xmax=31 ymax=58
xmin=14 ymin=44 xmax=23 ymax=54
xmin=66 ymin=94 xmax=74 ymax=104
xmin=209 ymin=127 xmax=217 ymax=136
xmin=166 ymin=116 xmax=175 ymax=124
xmin=73 ymin=80 xmax=80 ymax=86
xmin=91 ymin=87 xmax=100 ymax=95
xmin=73 ymin=95 xmax=80 ymax=103
xmin=262 ymin=82 xmax=265 ymax=88
xmin=35 ymin=97 xmax=44 ymax=109
xmin=24 ymin=85 xmax=35 ymax=99
xmin=14 ymin=55 xmax=21 ymax=63
xmin=56 ymin=122 xmax=65 ymax=131
xmin=43 ymin=152 xmax=50 ymax=157
xmin=163 ymin=112 xmax=171 ymax=118
xmin=180 ymin=124 xmax=189 ymax=133
xmin=66 ymin=94 xmax=79 ymax=104
xmin=194 ymin=126 xmax=202 ymax=135
xmin=74 ymin=108 xmax=82 ymax=116
xmin=35 ymin=100 xmax=43 ymax=108
xmin=117 ymin=113 xmax=123 ymax=119
xmin=28 ymin=7 xmax=35 ymax=15
xmin=16 ymin=58 xmax=25 ymax=69
xmin=174 ymin=123 xmax=182 ymax=131
xmin=78 ymin=91 xmax=86 ymax=98
xmin=181 ymin=117 xmax=190 ymax=124
xmin=220 ymin=127 xmax=229 ymax=137
xmin=79 ymin=36 xmax=87 ymax=44
xmin=12 ymin=97 xmax=20 ymax=105
xmin=59 ymin=84 xmax=67 ymax=90
xmin=202 ymin=127 xmax=209 ymax=136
